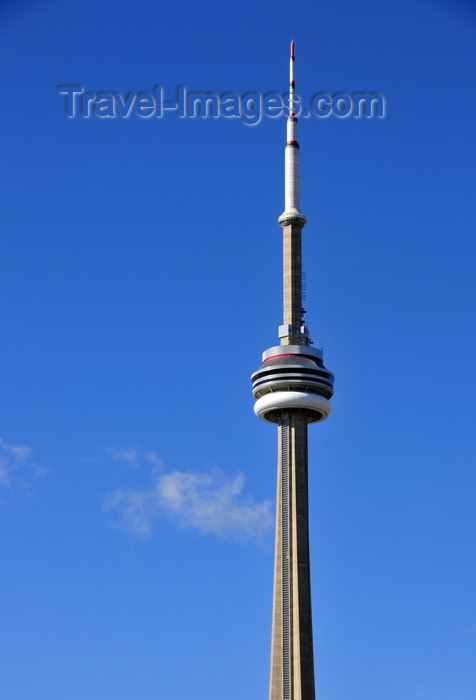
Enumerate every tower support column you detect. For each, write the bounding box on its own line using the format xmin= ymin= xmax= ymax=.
xmin=269 ymin=412 xmax=315 ymax=700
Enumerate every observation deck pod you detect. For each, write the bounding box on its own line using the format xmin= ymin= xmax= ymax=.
xmin=251 ymin=345 xmax=334 ymax=424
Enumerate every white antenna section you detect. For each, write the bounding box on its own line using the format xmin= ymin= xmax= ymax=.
xmin=279 ymin=40 xmax=306 ymax=226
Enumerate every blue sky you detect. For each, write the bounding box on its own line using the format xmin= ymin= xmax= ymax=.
xmin=0 ymin=0 xmax=475 ymax=698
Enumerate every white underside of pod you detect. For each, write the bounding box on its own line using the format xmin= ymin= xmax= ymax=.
xmin=254 ymin=391 xmax=332 ymax=423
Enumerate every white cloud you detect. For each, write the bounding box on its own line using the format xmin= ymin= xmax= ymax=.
xmin=104 ymin=447 xmax=165 ymax=474
xmin=104 ymin=447 xmax=142 ymax=470
xmin=103 ymin=486 xmax=157 ymax=536
xmin=103 ymin=452 xmax=273 ymax=542
xmin=0 ymin=437 xmax=49 ymax=489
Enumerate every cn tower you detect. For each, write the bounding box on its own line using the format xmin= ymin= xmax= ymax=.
xmin=251 ymin=42 xmax=334 ymax=700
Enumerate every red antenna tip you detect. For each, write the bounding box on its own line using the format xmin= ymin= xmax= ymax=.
xmin=290 ymin=41 xmax=294 ymax=58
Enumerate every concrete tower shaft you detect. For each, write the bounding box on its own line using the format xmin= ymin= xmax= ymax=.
xmin=251 ymin=42 xmax=334 ymax=700
xmin=269 ymin=415 xmax=314 ymax=700
xmin=281 ymin=220 xmax=305 ymax=345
